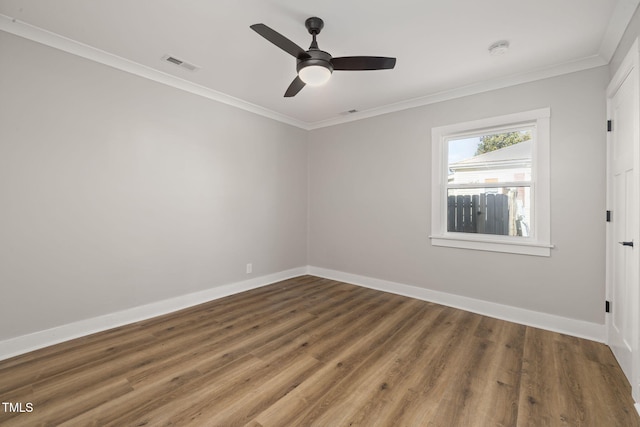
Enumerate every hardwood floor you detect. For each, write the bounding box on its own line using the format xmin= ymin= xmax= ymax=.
xmin=0 ymin=275 xmax=638 ymax=426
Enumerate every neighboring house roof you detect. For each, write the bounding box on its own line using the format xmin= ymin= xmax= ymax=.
xmin=450 ymin=139 xmax=532 ymax=171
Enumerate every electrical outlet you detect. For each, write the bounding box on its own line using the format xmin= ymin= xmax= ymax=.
xmin=246 ymin=263 xmax=253 ymax=274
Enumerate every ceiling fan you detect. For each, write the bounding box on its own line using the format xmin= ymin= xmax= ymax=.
xmin=250 ymin=17 xmax=396 ymax=97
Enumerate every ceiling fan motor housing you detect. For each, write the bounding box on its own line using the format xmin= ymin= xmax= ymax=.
xmin=297 ymin=50 xmax=334 ymax=74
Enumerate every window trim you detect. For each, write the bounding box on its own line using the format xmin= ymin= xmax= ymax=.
xmin=430 ymin=108 xmax=553 ymax=256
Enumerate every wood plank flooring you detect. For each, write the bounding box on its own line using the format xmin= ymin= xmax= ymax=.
xmin=0 ymin=275 xmax=638 ymax=426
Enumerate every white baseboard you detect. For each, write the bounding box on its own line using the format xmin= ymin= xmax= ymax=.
xmin=307 ymin=266 xmax=606 ymax=343
xmin=0 ymin=267 xmax=308 ymax=361
xmin=0 ymin=265 xmax=608 ymax=361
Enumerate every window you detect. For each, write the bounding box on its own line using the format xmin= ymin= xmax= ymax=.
xmin=430 ymin=108 xmax=552 ymax=256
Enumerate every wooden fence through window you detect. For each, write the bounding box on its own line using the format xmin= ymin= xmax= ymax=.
xmin=447 ymin=193 xmax=511 ymax=235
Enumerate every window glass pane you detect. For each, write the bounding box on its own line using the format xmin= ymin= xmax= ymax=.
xmin=448 ymin=130 xmax=532 ymax=185
xmin=446 ymin=187 xmax=531 ymax=236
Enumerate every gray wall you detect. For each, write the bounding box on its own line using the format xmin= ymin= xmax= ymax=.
xmin=308 ymin=66 xmax=609 ymax=324
xmin=0 ymin=32 xmax=308 ymax=341
xmin=1 ymin=26 xmax=614 ymax=342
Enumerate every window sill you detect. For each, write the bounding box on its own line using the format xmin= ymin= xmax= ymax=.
xmin=429 ymin=235 xmax=553 ymax=257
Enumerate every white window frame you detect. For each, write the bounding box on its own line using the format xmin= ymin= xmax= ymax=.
xmin=430 ymin=108 xmax=553 ymax=256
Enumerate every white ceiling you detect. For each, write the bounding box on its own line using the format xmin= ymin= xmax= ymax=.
xmin=1 ymin=0 xmax=638 ymax=129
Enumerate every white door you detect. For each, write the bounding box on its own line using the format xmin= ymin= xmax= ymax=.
xmin=607 ymin=39 xmax=640 ymax=402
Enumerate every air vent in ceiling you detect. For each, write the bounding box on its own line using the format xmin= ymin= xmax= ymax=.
xmin=162 ymin=55 xmax=200 ymax=72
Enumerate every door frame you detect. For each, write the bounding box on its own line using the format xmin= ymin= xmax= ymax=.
xmin=606 ymin=37 xmax=640 ymax=406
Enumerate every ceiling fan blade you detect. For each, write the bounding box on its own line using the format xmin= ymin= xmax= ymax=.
xmin=331 ymin=56 xmax=396 ymax=70
xmin=284 ymin=76 xmax=306 ymax=97
xmin=250 ymin=23 xmax=310 ymax=59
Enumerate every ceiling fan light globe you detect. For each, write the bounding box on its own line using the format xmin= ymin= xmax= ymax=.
xmin=299 ymin=65 xmax=332 ymax=86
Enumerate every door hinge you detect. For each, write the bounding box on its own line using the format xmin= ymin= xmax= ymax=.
xmin=606 ymin=210 xmax=611 ymax=222
xmin=607 ymin=120 xmax=612 ymax=132
xmin=605 ymin=300 xmax=611 ymax=313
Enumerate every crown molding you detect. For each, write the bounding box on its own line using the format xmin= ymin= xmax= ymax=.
xmin=599 ymin=0 xmax=640 ymax=62
xmin=0 ymin=14 xmax=310 ymax=130
xmin=0 ymin=12 xmax=622 ymax=131
xmin=306 ymin=54 xmax=608 ymax=129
